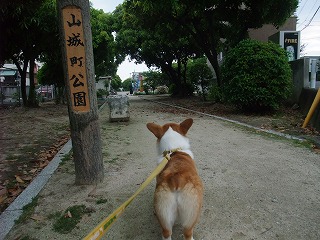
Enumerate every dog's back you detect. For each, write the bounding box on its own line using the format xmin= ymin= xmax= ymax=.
xmin=147 ymin=119 xmax=203 ymax=240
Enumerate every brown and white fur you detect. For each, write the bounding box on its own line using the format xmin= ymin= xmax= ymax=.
xmin=147 ymin=118 xmax=203 ymax=240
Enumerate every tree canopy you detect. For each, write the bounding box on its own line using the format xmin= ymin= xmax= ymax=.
xmin=0 ymin=0 xmax=59 ymax=106
xmin=118 ymin=0 xmax=298 ymax=89
xmin=91 ymin=8 xmax=118 ymax=78
xmin=1 ymin=0 xmax=299 ymax=101
xmin=1 ymin=0 xmax=121 ymax=106
xmin=114 ymin=3 xmax=203 ymax=96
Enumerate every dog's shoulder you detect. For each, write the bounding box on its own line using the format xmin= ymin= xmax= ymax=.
xmin=157 ymin=152 xmax=201 ymax=191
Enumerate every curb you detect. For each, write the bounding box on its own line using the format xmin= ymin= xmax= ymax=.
xmin=0 ymin=97 xmax=308 ymax=239
xmin=141 ymin=96 xmax=306 ymax=142
xmin=0 ymin=140 xmax=73 ymax=240
xmin=0 ymin=100 xmax=108 ymax=240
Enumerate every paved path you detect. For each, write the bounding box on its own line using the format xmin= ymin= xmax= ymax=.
xmin=2 ymin=96 xmax=320 ymax=240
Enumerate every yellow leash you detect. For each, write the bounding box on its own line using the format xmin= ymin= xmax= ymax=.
xmin=83 ymin=153 xmax=173 ymax=240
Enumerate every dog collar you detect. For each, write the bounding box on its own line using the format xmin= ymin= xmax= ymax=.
xmin=162 ymin=148 xmax=182 ymax=157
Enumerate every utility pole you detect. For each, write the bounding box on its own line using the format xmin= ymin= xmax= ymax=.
xmin=57 ymin=0 xmax=104 ymax=184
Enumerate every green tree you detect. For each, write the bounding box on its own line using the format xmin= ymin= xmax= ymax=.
xmin=0 ymin=0 xmax=42 ymax=65
xmin=37 ymin=56 xmax=65 ymax=104
xmin=122 ymin=78 xmax=132 ymax=91
xmin=143 ymin=70 xmax=169 ymax=93
xmin=0 ymin=0 xmax=58 ymax=107
xmin=90 ymin=8 xmax=118 ymax=78
xmin=114 ymin=3 xmax=201 ymax=96
xmin=1 ymin=2 xmax=119 ymax=106
xmin=123 ymin=0 xmax=298 ymax=87
xmin=187 ymin=57 xmax=214 ymax=101
xmin=110 ymin=75 xmax=122 ymax=91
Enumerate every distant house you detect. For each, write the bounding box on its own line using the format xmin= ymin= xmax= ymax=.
xmin=0 ymin=62 xmax=40 ymax=104
xmin=0 ymin=62 xmax=39 ymax=87
xmin=0 ymin=64 xmax=19 ymax=86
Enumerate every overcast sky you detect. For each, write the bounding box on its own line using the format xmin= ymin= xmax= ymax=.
xmin=91 ymin=0 xmax=320 ymax=80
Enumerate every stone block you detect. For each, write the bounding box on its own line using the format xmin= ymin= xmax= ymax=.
xmin=107 ymin=95 xmax=130 ymax=122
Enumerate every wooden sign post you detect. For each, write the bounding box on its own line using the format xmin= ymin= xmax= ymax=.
xmin=57 ymin=0 xmax=104 ymax=184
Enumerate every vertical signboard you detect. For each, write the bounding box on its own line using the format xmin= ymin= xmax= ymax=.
xmin=139 ymin=73 xmax=144 ymax=92
xmin=58 ymin=1 xmax=104 ymax=185
xmin=62 ymin=6 xmax=90 ymax=112
xmin=283 ymin=31 xmax=300 ymax=61
xmin=268 ymin=31 xmax=301 ymax=61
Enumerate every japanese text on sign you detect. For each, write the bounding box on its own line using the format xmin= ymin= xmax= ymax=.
xmin=62 ymin=6 xmax=90 ymax=112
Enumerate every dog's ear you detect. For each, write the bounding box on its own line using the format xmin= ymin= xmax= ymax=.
xmin=146 ymin=123 xmax=163 ymax=139
xmin=179 ymin=118 xmax=193 ymax=135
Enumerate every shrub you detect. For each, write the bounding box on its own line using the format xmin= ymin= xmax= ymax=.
xmin=169 ymin=83 xmax=194 ymax=97
xmin=96 ymin=88 xmax=108 ymax=98
xmin=155 ymin=85 xmax=169 ymax=94
xmin=207 ymin=84 xmax=223 ymax=102
xmin=187 ymin=57 xmax=214 ymax=101
xmin=221 ymin=39 xmax=293 ymax=112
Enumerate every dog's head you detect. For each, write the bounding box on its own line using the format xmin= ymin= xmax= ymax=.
xmin=146 ymin=118 xmax=193 ymax=156
xmin=146 ymin=118 xmax=193 ymax=139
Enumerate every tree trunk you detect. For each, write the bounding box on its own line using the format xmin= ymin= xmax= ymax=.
xmin=27 ymin=58 xmax=38 ymax=107
xmin=13 ymin=57 xmax=28 ymax=106
xmin=161 ymin=63 xmax=183 ymax=96
xmin=205 ymin=48 xmax=222 ymax=87
xmin=181 ymin=17 xmax=222 ymax=87
xmin=57 ymin=0 xmax=104 ymax=185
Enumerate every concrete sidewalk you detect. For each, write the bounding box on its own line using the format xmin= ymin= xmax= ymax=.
xmin=2 ymin=96 xmax=320 ymax=240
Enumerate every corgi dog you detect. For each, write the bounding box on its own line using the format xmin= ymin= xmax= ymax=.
xmin=147 ymin=118 xmax=203 ymax=240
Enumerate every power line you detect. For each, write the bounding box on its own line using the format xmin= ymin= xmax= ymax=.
xmin=300 ymin=5 xmax=320 ymax=31
xmin=297 ymin=0 xmax=309 ymax=15
xmin=303 ymin=36 xmax=320 ymax=40
xmin=298 ymin=0 xmax=318 ymax=27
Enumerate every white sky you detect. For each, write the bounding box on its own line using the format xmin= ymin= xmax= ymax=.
xmin=91 ymin=0 xmax=320 ymax=80
xmin=91 ymin=0 xmax=149 ymax=80
xmin=296 ymin=0 xmax=320 ymax=56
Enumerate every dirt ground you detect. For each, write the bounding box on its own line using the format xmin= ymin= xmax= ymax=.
xmin=2 ymin=95 xmax=320 ymax=240
xmin=0 ymin=96 xmax=319 ymax=213
xmin=0 ymin=102 xmax=70 ymax=212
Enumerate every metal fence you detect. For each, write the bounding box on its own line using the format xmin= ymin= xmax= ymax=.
xmin=0 ymin=85 xmax=21 ymax=106
xmin=0 ymin=85 xmax=55 ymax=106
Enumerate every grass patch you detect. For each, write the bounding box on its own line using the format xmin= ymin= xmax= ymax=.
xmin=5 ymin=154 xmax=18 ymax=160
xmin=108 ymin=157 xmax=119 ymax=163
xmin=19 ymin=236 xmax=37 ymax=240
xmin=6 ymin=153 xmax=26 ymax=162
xmin=47 ymin=211 xmax=61 ymax=220
xmin=102 ymin=151 xmax=110 ymax=157
xmin=5 ymin=179 xmax=17 ymax=189
xmin=53 ymin=124 xmax=69 ymax=132
xmin=292 ymin=138 xmax=315 ymax=149
xmin=60 ymin=150 xmax=73 ymax=165
xmin=22 ymin=145 xmax=38 ymax=154
xmin=52 ymin=205 xmax=86 ymax=234
xmin=15 ymin=197 xmax=38 ymax=224
xmin=96 ymin=198 xmax=108 ymax=204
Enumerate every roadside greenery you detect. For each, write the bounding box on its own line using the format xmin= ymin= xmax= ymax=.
xmin=1 ymin=0 xmax=298 ymax=105
xmin=187 ymin=57 xmax=214 ymax=101
xmin=221 ymin=39 xmax=293 ymax=111
xmin=52 ymin=205 xmax=86 ymax=234
xmin=15 ymin=197 xmax=39 ymax=224
xmin=118 ymin=0 xmax=298 ymax=92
